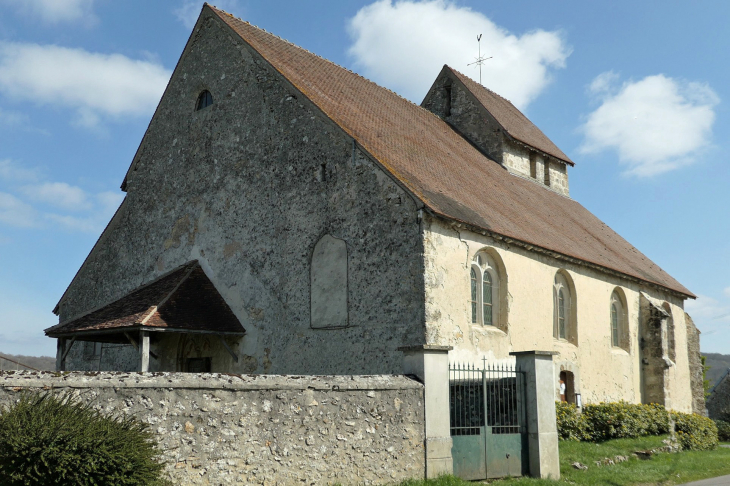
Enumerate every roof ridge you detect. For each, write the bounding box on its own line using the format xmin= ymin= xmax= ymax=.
xmin=208 ymin=4 xmax=447 ymax=123
xmin=446 ymin=65 xmax=515 ymax=105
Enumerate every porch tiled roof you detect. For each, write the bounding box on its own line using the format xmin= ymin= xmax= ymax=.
xmin=45 ymin=261 xmax=245 ymax=336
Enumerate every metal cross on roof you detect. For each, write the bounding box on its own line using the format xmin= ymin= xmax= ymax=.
xmin=467 ymin=34 xmax=492 ymax=85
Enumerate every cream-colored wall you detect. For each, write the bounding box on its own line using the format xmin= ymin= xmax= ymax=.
xmin=423 ymin=214 xmax=692 ymax=412
xmin=502 ymin=140 xmax=570 ymax=197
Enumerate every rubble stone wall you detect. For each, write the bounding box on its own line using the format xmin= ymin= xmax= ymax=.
xmin=0 ymin=372 xmax=426 ymax=485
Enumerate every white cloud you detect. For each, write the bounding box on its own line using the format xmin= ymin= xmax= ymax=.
xmin=46 ymin=191 xmax=123 ymax=232
xmin=0 ymin=192 xmax=39 ymax=227
xmin=686 ymin=293 xmax=730 ymax=353
xmin=0 ymin=42 xmax=171 ymax=128
xmin=0 ymin=158 xmax=124 ymax=233
xmin=174 ymin=0 xmax=242 ymax=29
xmin=580 ymin=73 xmax=719 ymax=177
xmin=21 ymin=182 xmax=90 ymax=211
xmin=1 ymin=0 xmax=96 ymax=25
xmin=347 ymin=0 xmax=570 ymax=108
xmin=0 ymin=106 xmax=27 ymax=126
xmin=0 ymin=159 xmax=41 ymax=182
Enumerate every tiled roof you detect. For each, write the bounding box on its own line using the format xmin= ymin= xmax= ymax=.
xmin=205 ymin=7 xmax=690 ymax=297
xmin=447 ymin=67 xmax=573 ymax=165
xmin=46 ymin=261 xmax=245 ymax=336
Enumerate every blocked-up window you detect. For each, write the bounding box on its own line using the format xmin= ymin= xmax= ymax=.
xmin=310 ymin=234 xmax=348 ymax=329
xmin=186 ymin=357 xmax=211 ymax=372
xmin=83 ymin=341 xmax=102 ymax=359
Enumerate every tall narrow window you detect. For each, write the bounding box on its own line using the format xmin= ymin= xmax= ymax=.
xmin=468 ymin=251 xmax=505 ymax=330
xmin=483 ymin=272 xmax=493 ymax=326
xmin=544 ymin=159 xmax=551 ymax=186
xmin=558 ymin=290 xmax=566 ymax=339
xmin=470 ymin=267 xmax=478 ymax=324
xmin=553 ymin=271 xmax=575 ymax=343
xmin=195 ymin=90 xmax=213 ymax=111
xmin=610 ymin=289 xmax=628 ymax=351
xmin=611 ymin=303 xmax=619 ymax=347
xmin=529 ymin=152 xmax=537 ymax=179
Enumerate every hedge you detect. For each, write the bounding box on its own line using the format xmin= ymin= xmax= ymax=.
xmin=0 ymin=392 xmax=170 ymax=486
xmin=556 ymin=400 xmax=717 ymax=450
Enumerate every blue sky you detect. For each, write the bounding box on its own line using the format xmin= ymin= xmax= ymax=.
xmin=0 ymin=0 xmax=728 ymax=356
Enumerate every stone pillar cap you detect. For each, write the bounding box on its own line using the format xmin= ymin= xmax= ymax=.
xmin=398 ymin=345 xmax=453 ymax=353
xmin=509 ymin=350 xmax=559 ymax=356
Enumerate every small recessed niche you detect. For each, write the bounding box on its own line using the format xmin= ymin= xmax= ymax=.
xmin=444 ymin=83 xmax=452 ymax=117
xmin=317 ymin=164 xmax=327 ymax=182
xmin=195 ymin=90 xmax=213 ymax=111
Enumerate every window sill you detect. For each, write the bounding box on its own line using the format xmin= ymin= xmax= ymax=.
xmin=553 ymin=338 xmax=577 ymax=348
xmin=610 ymin=347 xmax=630 ymax=356
xmin=471 ymin=323 xmax=508 ymax=336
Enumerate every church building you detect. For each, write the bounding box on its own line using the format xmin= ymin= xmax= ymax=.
xmin=46 ymin=4 xmax=703 ymax=413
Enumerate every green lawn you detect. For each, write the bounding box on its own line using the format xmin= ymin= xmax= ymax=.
xmin=398 ymin=435 xmax=730 ymax=486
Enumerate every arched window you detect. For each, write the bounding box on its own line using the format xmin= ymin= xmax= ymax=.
xmin=469 ymin=251 xmax=504 ymax=329
xmin=610 ymin=288 xmax=629 ymax=351
xmin=195 ymin=90 xmax=213 ymax=111
xmin=553 ymin=271 xmax=576 ymax=344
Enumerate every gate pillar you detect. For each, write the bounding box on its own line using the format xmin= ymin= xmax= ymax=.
xmin=510 ymin=350 xmax=560 ymax=479
xmin=399 ymin=345 xmax=453 ymax=479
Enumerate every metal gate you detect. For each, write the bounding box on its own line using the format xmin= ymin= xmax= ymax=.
xmin=449 ymin=362 xmax=527 ymax=480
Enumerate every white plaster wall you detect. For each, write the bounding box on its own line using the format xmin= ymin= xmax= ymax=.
xmin=423 ymin=214 xmax=693 ymax=412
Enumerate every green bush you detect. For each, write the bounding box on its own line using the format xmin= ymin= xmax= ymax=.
xmin=0 ymin=392 xmax=170 ymax=486
xmin=582 ymin=401 xmax=670 ymax=442
xmin=556 ymin=401 xmax=590 ymax=441
xmin=715 ymin=420 xmax=730 ymax=441
xmin=673 ymin=411 xmax=718 ymax=451
xmin=556 ymin=401 xmax=671 ymax=442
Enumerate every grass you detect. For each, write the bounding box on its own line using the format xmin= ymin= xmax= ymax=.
xmin=397 ymin=435 xmax=730 ymax=486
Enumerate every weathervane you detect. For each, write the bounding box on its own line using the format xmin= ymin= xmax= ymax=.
xmin=467 ymin=34 xmax=492 ymax=85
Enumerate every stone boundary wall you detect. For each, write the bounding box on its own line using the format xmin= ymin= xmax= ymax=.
xmin=0 ymin=372 xmax=425 ymax=485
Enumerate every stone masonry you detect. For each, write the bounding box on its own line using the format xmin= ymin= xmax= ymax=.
xmin=56 ymin=11 xmax=425 ymax=375
xmin=685 ymin=313 xmax=707 ymax=416
xmin=0 ymin=371 xmax=425 ymax=485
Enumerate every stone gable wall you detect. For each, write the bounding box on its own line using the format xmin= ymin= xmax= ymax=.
xmin=0 ymin=372 xmax=425 ymax=485
xmin=56 ymin=11 xmax=425 ymax=375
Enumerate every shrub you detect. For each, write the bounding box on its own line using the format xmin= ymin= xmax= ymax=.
xmin=556 ymin=401 xmax=589 ymax=441
xmin=556 ymin=401 xmax=671 ymax=442
xmin=673 ymin=411 xmax=718 ymax=451
xmin=0 ymin=392 xmax=170 ymax=486
xmin=715 ymin=420 xmax=730 ymax=441
xmin=581 ymin=401 xmax=670 ymax=442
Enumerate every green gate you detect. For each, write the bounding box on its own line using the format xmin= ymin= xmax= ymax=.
xmin=450 ymin=362 xmax=527 ymax=480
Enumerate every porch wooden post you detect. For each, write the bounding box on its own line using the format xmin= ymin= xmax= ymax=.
xmin=56 ymin=338 xmax=67 ymax=371
xmin=139 ymin=331 xmax=150 ymax=372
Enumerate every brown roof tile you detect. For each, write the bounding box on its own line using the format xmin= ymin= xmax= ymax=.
xmin=447 ymin=67 xmax=573 ymax=165
xmin=46 ymin=261 xmax=245 ymax=336
xmin=204 ymin=7 xmax=691 ymax=297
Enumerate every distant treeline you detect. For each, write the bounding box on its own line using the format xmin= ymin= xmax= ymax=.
xmin=704 ymin=353 xmax=730 ymax=389
xmin=0 ymin=352 xmax=55 ymax=371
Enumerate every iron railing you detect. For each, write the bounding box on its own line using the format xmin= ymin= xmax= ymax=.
xmin=450 ymin=361 xmax=525 ymax=436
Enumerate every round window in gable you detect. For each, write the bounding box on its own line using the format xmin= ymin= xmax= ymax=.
xmin=195 ymin=90 xmax=213 ymax=111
